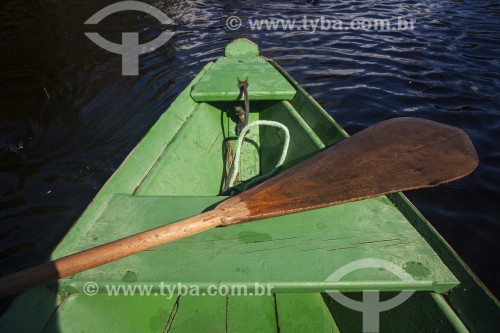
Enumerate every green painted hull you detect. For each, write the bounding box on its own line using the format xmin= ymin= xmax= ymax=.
xmin=1 ymin=39 xmax=498 ymax=332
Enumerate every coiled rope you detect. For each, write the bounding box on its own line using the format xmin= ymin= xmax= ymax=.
xmin=227 ymin=120 xmax=290 ymax=190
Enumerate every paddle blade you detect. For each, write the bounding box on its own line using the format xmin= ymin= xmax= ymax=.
xmin=217 ymin=117 xmax=478 ymax=225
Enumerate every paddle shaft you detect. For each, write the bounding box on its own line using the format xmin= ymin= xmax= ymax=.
xmin=0 ymin=211 xmax=221 ymax=297
xmin=0 ymin=118 xmax=478 ymax=298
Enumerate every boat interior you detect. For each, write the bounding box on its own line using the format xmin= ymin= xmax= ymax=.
xmin=1 ymin=39 xmax=498 ymax=333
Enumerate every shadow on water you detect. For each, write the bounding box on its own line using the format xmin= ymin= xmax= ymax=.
xmin=0 ymin=0 xmax=499 ymax=330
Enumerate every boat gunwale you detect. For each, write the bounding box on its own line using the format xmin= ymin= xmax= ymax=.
xmin=268 ymin=58 xmax=499 ymax=330
xmin=1 ymin=41 xmax=498 ymax=332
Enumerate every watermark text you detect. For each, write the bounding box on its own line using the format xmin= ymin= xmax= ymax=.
xmin=83 ymin=281 xmax=273 ymax=298
xmin=227 ymin=15 xmax=416 ymax=32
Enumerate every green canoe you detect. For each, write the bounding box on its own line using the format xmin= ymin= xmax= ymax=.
xmin=1 ymin=39 xmax=498 ymax=332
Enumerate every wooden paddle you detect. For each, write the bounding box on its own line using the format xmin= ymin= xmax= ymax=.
xmin=0 ymin=117 xmax=478 ymax=297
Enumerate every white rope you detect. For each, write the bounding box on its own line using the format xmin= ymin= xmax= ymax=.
xmin=228 ymin=120 xmax=290 ymax=190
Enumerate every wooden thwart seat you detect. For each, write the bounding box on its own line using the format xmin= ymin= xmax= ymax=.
xmin=57 ymin=194 xmax=458 ymax=294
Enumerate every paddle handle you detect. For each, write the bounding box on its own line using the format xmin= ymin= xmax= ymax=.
xmin=0 ymin=211 xmax=222 ymax=297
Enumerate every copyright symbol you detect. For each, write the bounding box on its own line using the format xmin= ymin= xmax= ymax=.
xmin=83 ymin=281 xmax=99 ymax=296
xmin=226 ymin=16 xmax=242 ymax=30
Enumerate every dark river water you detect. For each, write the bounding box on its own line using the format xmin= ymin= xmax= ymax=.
xmin=0 ymin=0 xmax=499 ymax=311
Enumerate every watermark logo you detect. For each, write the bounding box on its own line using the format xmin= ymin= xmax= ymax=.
xmin=83 ymin=281 xmax=99 ymax=296
xmin=326 ymin=258 xmax=415 ymax=333
xmin=226 ymin=16 xmax=243 ymax=30
xmin=85 ymin=1 xmax=174 ymax=76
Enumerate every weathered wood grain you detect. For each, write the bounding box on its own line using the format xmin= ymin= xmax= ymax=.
xmin=0 ymin=117 xmax=478 ymax=297
xmin=218 ymin=118 xmax=478 ymax=224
